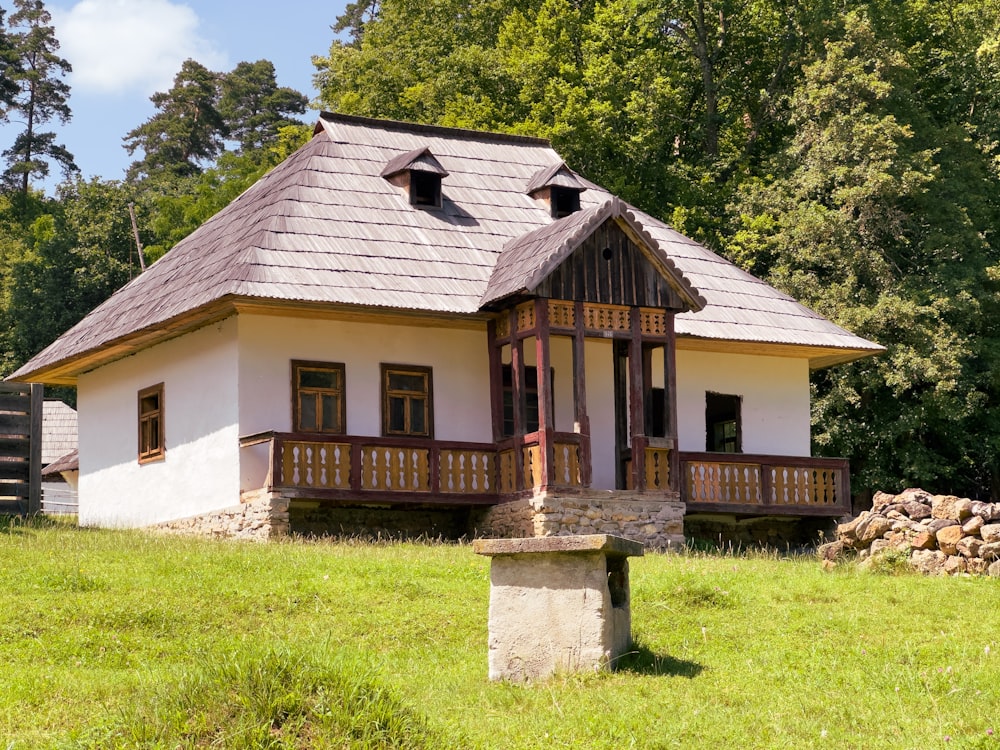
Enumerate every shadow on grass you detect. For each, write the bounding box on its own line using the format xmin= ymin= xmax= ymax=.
xmin=613 ymin=642 xmax=703 ymax=678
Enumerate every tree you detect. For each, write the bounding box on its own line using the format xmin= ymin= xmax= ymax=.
xmin=219 ymin=60 xmax=308 ymax=156
xmin=311 ymin=0 xmax=813 ymax=245
xmin=332 ymin=0 xmax=381 ymax=45
xmin=730 ymin=13 xmax=1000 ymax=499
xmin=123 ymin=59 xmax=226 ymax=181
xmin=1 ymin=0 xmax=77 ymax=198
xmin=0 ymin=8 xmax=21 ymax=118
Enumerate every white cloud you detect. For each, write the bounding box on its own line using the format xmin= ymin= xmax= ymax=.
xmin=51 ymin=0 xmax=230 ymax=96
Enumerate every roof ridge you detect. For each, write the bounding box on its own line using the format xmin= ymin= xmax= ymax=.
xmin=317 ymin=111 xmax=552 ymax=147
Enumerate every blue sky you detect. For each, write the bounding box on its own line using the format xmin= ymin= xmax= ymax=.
xmin=9 ymin=0 xmax=350 ymax=191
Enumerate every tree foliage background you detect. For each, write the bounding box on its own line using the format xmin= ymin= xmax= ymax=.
xmin=0 ymin=1 xmax=310 ymax=404
xmin=312 ymin=0 xmax=1000 ymax=500
xmin=4 ymin=0 xmax=1000 ymax=499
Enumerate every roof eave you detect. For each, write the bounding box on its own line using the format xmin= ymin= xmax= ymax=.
xmin=7 ymin=298 xmax=241 ymax=386
xmin=7 ymin=297 xmax=499 ymax=386
xmin=675 ymin=333 xmax=885 ymax=370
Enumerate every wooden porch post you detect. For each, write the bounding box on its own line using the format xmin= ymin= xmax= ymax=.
xmin=573 ymin=301 xmax=592 ymax=487
xmin=509 ymin=308 xmax=525 ymax=491
xmin=628 ymin=306 xmax=646 ymax=491
xmin=487 ymin=318 xmax=504 ymax=442
xmin=534 ymin=298 xmax=555 ymax=489
xmin=666 ymin=314 xmax=680 ymax=495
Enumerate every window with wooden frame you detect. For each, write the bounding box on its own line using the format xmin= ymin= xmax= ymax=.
xmin=381 ymin=364 xmax=433 ymax=437
xmin=706 ymin=392 xmax=741 ymax=453
xmin=138 ymin=383 xmax=165 ymax=463
xmin=292 ymin=360 xmax=346 ymax=434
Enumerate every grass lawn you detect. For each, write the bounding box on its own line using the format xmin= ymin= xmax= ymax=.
xmin=1 ymin=517 xmax=999 ymax=749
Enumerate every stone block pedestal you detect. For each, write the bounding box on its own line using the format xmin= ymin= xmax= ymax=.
xmin=473 ymin=534 xmax=644 ymax=682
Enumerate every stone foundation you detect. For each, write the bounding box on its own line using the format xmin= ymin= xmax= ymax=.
xmin=287 ymin=501 xmax=485 ymax=540
xmin=152 ymin=490 xmax=288 ymax=541
xmin=149 ymin=488 xmax=685 ymax=548
xmin=685 ymin=514 xmax=836 ymax=549
xmin=476 ymin=490 xmax=685 ymax=549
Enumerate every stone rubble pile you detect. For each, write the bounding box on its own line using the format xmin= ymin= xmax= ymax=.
xmin=823 ymin=488 xmax=1000 ymax=576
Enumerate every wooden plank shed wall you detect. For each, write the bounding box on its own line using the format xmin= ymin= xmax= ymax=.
xmin=0 ymin=382 xmax=42 ymax=515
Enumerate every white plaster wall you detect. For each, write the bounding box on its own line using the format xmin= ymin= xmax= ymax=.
xmin=77 ymin=318 xmax=240 ymax=527
xmin=584 ymin=338 xmax=617 ymax=490
xmin=549 ymin=335 xmax=576 ymax=433
xmin=675 ymin=349 xmax=811 ymax=457
xmin=237 ymin=315 xmax=494 ymax=490
xmin=519 ymin=334 xmax=576 ymax=433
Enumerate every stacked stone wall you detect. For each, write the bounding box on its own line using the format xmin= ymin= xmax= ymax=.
xmin=153 ymin=491 xmax=287 ymax=541
xmin=478 ymin=491 xmax=685 ymax=549
xmin=149 ymin=489 xmax=684 ymax=548
xmin=824 ymin=488 xmax=1000 ymax=576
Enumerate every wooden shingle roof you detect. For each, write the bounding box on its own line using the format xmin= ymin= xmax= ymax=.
xmin=41 ymin=400 xmax=78 ymax=465
xmin=9 ymin=113 xmax=881 ymax=384
xmin=525 ymin=161 xmax=585 ymax=194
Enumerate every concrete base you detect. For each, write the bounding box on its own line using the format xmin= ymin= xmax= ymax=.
xmin=473 ymin=535 xmax=644 ymax=682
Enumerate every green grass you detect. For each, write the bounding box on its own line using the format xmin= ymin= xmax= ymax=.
xmin=1 ymin=517 xmax=999 ymax=749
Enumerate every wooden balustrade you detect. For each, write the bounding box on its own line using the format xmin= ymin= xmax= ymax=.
xmin=552 ymin=440 xmax=582 ymax=487
xmin=644 ymin=446 xmax=671 ymax=491
xmin=240 ymin=433 xmax=849 ymax=516
xmin=241 ymin=432 xmax=499 ymax=505
xmin=680 ymin=452 xmax=850 ymax=516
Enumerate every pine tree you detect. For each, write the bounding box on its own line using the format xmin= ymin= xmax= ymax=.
xmin=1 ymin=0 xmax=77 ymax=198
xmin=218 ymin=60 xmax=308 ymax=156
xmin=123 ymin=59 xmax=226 ymax=181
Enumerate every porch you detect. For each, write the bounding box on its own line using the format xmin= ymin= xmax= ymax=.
xmin=239 ymin=431 xmax=851 ymax=517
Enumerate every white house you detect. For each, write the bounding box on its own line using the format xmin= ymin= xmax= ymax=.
xmin=9 ymin=114 xmax=882 ymax=544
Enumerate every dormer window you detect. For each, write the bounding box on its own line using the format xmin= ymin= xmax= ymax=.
xmin=381 ymin=146 xmax=448 ymax=208
xmin=527 ymin=161 xmax=586 ymax=219
xmin=550 ymin=186 xmax=581 ymax=218
xmin=410 ymin=170 xmax=442 ymax=207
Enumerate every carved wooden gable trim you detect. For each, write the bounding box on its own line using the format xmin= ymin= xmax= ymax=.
xmin=534 ymin=219 xmax=688 ymax=310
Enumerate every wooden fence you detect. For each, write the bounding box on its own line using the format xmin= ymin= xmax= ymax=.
xmin=0 ymin=382 xmax=42 ymax=515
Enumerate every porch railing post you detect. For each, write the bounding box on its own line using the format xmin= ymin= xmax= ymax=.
xmin=760 ymin=461 xmax=774 ymax=506
xmin=350 ymin=436 xmax=363 ymax=492
xmin=270 ymin=433 xmax=282 ymax=492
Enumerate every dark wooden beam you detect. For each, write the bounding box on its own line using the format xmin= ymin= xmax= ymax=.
xmin=534 ymin=297 xmax=555 ymax=488
xmin=509 ymin=308 xmax=525 ymax=491
xmin=573 ymin=300 xmax=592 ymax=487
xmin=666 ymin=314 xmax=680 ymax=494
xmin=487 ymin=318 xmax=504 ymax=442
xmin=628 ymin=306 xmax=645 ymax=490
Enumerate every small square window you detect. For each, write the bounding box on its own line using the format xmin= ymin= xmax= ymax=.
xmin=138 ymin=383 xmax=164 ymax=463
xmin=292 ymin=361 xmax=346 ymax=434
xmin=410 ymin=171 xmax=442 ymax=207
xmin=381 ymin=364 xmax=433 ymax=437
xmin=550 ymin=186 xmax=581 ymax=218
